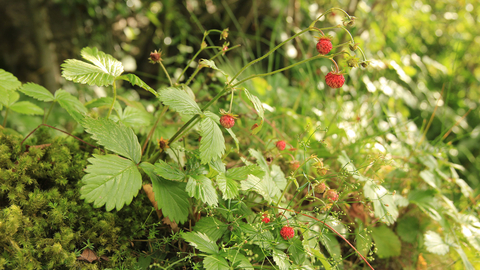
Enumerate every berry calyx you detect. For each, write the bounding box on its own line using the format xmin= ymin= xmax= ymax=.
xmin=280 ymin=226 xmax=295 ymax=240
xmin=149 ymin=49 xmax=162 ymax=63
xmin=316 ymin=36 xmax=333 ymax=55
xmin=314 ymin=182 xmax=326 ymax=193
xmin=325 ymin=72 xmax=345 ymax=88
xmin=325 ymin=189 xmax=339 ymax=202
xmin=276 ymin=140 xmax=286 ymax=151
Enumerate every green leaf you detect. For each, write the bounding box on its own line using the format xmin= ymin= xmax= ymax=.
xmin=61 ymin=47 xmax=124 ymax=86
xmin=80 ymin=154 xmax=142 ymax=211
xmin=182 ymin=231 xmax=218 ymax=254
xmin=10 ymin=101 xmax=44 ymax=115
xmin=424 ymin=231 xmax=450 ymax=255
xmin=204 ymin=255 xmax=230 ymax=270
xmin=153 ymin=160 xmax=186 ymax=181
xmin=289 ymin=238 xmax=306 ymax=265
xmin=371 ymin=225 xmax=401 ymax=258
xmin=199 ymin=59 xmax=228 ymax=77
xmin=459 ymin=214 xmax=480 ymax=252
xmin=396 ymin=216 xmax=420 ymax=243
xmin=193 ymin=217 xmax=227 ymax=242
xmin=320 ymin=232 xmax=343 ymax=266
xmin=271 ymin=164 xmax=287 ymax=190
xmin=272 ymin=249 xmax=291 ymax=270
xmin=0 ymin=69 xmax=21 ymax=92
xmin=140 ymin=162 xmax=189 ymax=223
xmin=454 ymin=246 xmax=475 ymax=270
xmin=249 ymin=149 xmax=269 ymax=171
xmin=118 ymin=106 xmax=152 ymax=129
xmin=419 ymin=170 xmax=439 ymax=189
xmin=241 ymin=174 xmax=273 ymax=203
xmin=243 ymin=88 xmax=264 ymax=134
xmin=1 ymin=91 xmax=19 ymax=107
xmin=225 ymin=250 xmax=253 ymax=270
xmin=55 ymin=89 xmax=88 ymax=123
xmin=226 ymin=165 xmax=264 ymax=180
xmin=85 ymin=97 xmax=115 ymax=109
xmin=82 ymin=117 xmax=141 ymax=163
xmin=118 ymin=73 xmax=158 ymax=97
xmin=186 ymin=175 xmax=218 ymax=206
xmin=199 ymin=116 xmax=225 ymax=164
xmin=18 ymin=83 xmax=54 ymax=102
xmin=158 ymin=87 xmax=201 ymax=115
xmin=204 ymin=111 xmax=239 ymax=151
xmin=216 ymin=173 xmax=239 ymax=199
xmin=363 ymin=180 xmax=398 ymax=225
xmin=355 ymin=228 xmax=372 ymax=257
xmin=209 ymin=158 xmax=226 ymax=174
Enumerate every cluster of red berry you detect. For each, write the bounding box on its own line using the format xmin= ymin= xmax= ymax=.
xmin=316 ymin=36 xmax=345 ymax=89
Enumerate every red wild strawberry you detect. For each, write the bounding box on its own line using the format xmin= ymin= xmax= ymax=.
xmin=220 ymin=114 xmax=236 ymax=129
xmin=280 ymin=226 xmax=295 ymax=240
xmin=262 ymin=217 xmax=270 ymax=223
xmin=325 ymin=189 xmax=339 ymax=202
xmin=316 ymin=37 xmax=333 ymax=55
xmin=276 ymin=140 xmax=286 ymax=151
xmin=325 ymin=72 xmax=345 ymax=88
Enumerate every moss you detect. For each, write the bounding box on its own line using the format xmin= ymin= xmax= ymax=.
xmin=0 ymin=130 xmax=153 ymax=269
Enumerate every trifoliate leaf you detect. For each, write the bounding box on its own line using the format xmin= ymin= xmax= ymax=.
xmin=240 ymin=174 xmax=273 ymax=203
xmin=193 ymin=216 xmax=227 ymax=242
xmin=61 ymin=47 xmax=124 ymax=86
xmin=82 ymin=117 xmax=141 ymax=163
xmin=199 ymin=116 xmax=225 ymax=164
xmin=186 ymin=175 xmax=218 ymax=206
xmin=153 ymin=159 xmax=186 ymax=181
xmin=364 ymin=180 xmax=398 ymax=225
xmin=424 ymin=231 xmax=450 ymax=255
xmin=80 ymin=154 xmax=142 ymax=211
xmin=204 ymin=255 xmax=230 ymax=270
xmin=216 ymin=173 xmax=239 ymax=200
xmin=0 ymin=69 xmax=21 ymax=92
xmin=10 ymin=101 xmax=44 ymax=115
xmin=182 ymin=231 xmax=218 ymax=254
xmin=55 ymin=89 xmax=88 ymax=123
xmin=18 ymin=83 xmax=54 ymax=102
xmin=243 ymin=88 xmax=264 ymax=134
xmin=371 ymin=225 xmax=401 ymax=258
xmin=209 ymin=158 xmax=226 ymax=174
xmin=140 ymin=162 xmax=189 ymax=224
xmin=158 ymin=87 xmax=201 ymax=115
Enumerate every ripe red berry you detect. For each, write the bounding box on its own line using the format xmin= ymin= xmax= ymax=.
xmin=325 ymin=189 xmax=339 ymax=202
xmin=276 ymin=140 xmax=286 ymax=151
xmin=325 ymin=72 xmax=345 ymax=88
xmin=316 ymin=37 xmax=333 ymax=55
xmin=220 ymin=114 xmax=235 ymax=129
xmin=280 ymin=226 xmax=295 ymax=240
xmin=262 ymin=217 xmax=270 ymax=223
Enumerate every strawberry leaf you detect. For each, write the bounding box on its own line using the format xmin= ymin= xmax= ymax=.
xmin=140 ymin=162 xmax=189 ymax=224
xmin=193 ymin=217 xmax=228 ymax=242
xmin=19 ymin=83 xmax=54 ymax=102
xmin=371 ymin=225 xmax=401 ymax=258
xmin=243 ymin=88 xmax=264 ymax=134
xmin=55 ymin=89 xmax=88 ymax=123
xmin=153 ymin=160 xmax=186 ymax=181
xmin=204 ymin=255 xmax=230 ymax=270
xmin=182 ymin=231 xmax=218 ymax=254
xmin=186 ymin=175 xmax=218 ymax=206
xmin=82 ymin=117 xmax=142 ymax=163
xmin=199 ymin=116 xmax=225 ymax=164
xmin=0 ymin=69 xmax=22 ymax=92
xmin=158 ymin=87 xmax=201 ymax=115
xmin=61 ymin=47 xmax=124 ymax=86
xmin=118 ymin=74 xmax=158 ymax=97
xmin=80 ymin=154 xmax=142 ymax=211
xmin=216 ymin=173 xmax=239 ymax=200
xmin=10 ymin=102 xmax=44 ymax=115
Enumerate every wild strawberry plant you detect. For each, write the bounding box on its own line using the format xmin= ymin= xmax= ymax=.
xmin=1 ymin=5 xmax=478 ymax=269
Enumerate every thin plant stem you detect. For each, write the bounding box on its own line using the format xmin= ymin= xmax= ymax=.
xmin=310 ymin=8 xmax=351 ymax=28
xmin=2 ymin=108 xmax=9 ymax=127
xmin=159 ymin=61 xmax=173 ymax=86
xmin=107 ymin=81 xmax=117 ymax=118
xmin=43 ymin=102 xmax=56 ymax=124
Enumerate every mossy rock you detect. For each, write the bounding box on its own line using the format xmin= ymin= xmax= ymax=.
xmin=0 ymin=129 xmax=154 ymax=269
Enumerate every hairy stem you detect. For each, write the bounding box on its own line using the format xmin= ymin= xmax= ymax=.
xmin=107 ymin=81 xmax=117 ymax=118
